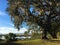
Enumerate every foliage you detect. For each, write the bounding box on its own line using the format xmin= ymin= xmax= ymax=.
xmin=5 ymin=33 xmax=17 ymax=41
xmin=7 ymin=0 xmax=60 ymax=39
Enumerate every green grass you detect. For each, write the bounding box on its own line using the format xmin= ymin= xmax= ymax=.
xmin=12 ymin=39 xmax=60 ymax=45
xmin=0 ymin=39 xmax=60 ymax=45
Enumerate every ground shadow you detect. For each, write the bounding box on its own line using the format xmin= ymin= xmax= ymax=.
xmin=44 ymin=39 xmax=60 ymax=43
xmin=42 ymin=39 xmax=60 ymax=43
xmin=0 ymin=43 xmax=23 ymax=45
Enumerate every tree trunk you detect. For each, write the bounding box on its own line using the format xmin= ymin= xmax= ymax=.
xmin=42 ymin=24 xmax=48 ymax=39
xmin=42 ymin=15 xmax=57 ymax=39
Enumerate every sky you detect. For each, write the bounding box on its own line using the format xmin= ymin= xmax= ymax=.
xmin=0 ymin=0 xmax=27 ymax=34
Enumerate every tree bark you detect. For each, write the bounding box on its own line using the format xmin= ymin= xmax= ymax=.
xmin=42 ymin=14 xmax=57 ymax=39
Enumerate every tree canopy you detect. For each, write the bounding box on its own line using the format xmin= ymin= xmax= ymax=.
xmin=7 ymin=0 xmax=60 ymax=39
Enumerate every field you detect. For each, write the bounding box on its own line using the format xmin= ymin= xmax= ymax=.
xmin=0 ymin=39 xmax=60 ymax=45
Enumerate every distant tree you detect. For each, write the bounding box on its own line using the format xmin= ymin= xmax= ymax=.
xmin=24 ymin=31 xmax=28 ymax=38
xmin=8 ymin=33 xmax=16 ymax=40
xmin=0 ymin=35 xmax=2 ymax=41
xmin=27 ymin=24 xmax=41 ymax=36
xmin=7 ymin=0 xmax=60 ymax=39
xmin=5 ymin=35 xmax=9 ymax=41
xmin=5 ymin=33 xmax=16 ymax=41
xmin=28 ymin=24 xmax=42 ymax=39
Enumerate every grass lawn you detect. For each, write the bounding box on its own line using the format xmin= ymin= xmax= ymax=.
xmin=0 ymin=39 xmax=60 ymax=45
